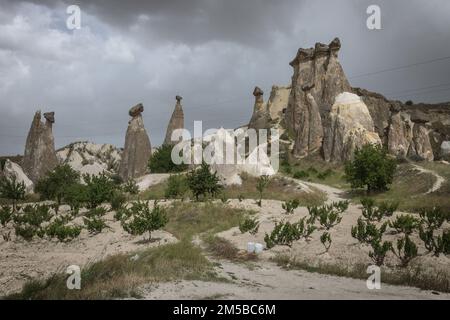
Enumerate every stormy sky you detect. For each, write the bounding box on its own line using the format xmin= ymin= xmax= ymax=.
xmin=1 ymin=0 xmax=450 ymax=155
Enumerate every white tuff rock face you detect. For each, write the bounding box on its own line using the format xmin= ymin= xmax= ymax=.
xmin=57 ymin=141 xmax=122 ymax=176
xmin=323 ymin=92 xmax=381 ymax=162
xmin=1 ymin=160 xmax=34 ymax=194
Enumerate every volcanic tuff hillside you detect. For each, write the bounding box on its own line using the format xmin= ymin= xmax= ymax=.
xmin=249 ymin=37 xmax=450 ymax=162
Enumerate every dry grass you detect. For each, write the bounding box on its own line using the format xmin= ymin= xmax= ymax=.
xmin=203 ymin=236 xmax=258 ymax=262
xmin=273 ymin=254 xmax=450 ymax=293
xmin=6 ymin=202 xmax=254 ymax=300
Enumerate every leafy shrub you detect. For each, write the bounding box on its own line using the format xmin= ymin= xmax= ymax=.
xmin=35 ymin=164 xmax=80 ymax=206
xmin=0 ymin=205 xmax=12 ymax=226
xmin=0 ymin=176 xmax=25 ymax=211
xmin=344 ymin=144 xmax=397 ymax=192
xmin=14 ymin=204 xmax=52 ymax=227
xmin=264 ymin=218 xmax=316 ymax=248
xmin=282 ymin=199 xmax=300 ymax=214
xmin=122 ymin=179 xmax=139 ymax=195
xmin=418 ymin=207 xmax=450 ymax=257
xmin=14 ymin=225 xmax=37 ymax=241
xmin=320 ymin=232 xmax=332 ymax=252
xmin=148 ymin=144 xmax=188 ymax=173
xmin=186 ymin=163 xmax=223 ymax=201
xmin=389 ymin=214 xmax=419 ymax=235
xmin=293 ymin=171 xmax=309 ymax=179
xmin=83 ymin=216 xmax=108 ymax=235
xmin=369 ymin=239 xmax=392 ymax=266
xmin=418 ymin=207 xmax=446 ymax=230
xmin=317 ymin=169 xmax=334 ymax=180
xmin=83 ymin=173 xmax=116 ymax=209
xmin=391 ymin=235 xmax=418 ymax=267
xmin=64 ymin=183 xmax=87 ymax=214
xmin=360 ymin=198 xmax=398 ymax=222
xmin=110 ymin=190 xmax=126 ymax=211
xmin=84 ymin=207 xmax=107 ymax=218
xmin=46 ymin=217 xmax=81 ymax=242
xmin=121 ymin=200 xmax=168 ymax=241
xmin=164 ymin=174 xmax=189 ymax=199
xmin=255 ymin=175 xmax=270 ymax=207
xmin=239 ymin=216 xmax=259 ymax=235
xmin=307 ymin=201 xmax=348 ymax=230
xmin=351 ymin=217 xmax=388 ymax=245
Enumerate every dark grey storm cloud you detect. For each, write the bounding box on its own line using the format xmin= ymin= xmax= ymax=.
xmin=1 ymin=0 xmax=450 ymax=155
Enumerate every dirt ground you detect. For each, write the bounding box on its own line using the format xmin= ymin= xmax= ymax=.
xmin=0 ymin=208 xmax=177 ymax=296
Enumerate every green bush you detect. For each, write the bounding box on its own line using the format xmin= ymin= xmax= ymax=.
xmin=418 ymin=207 xmax=446 ymax=230
xmin=64 ymin=183 xmax=87 ymax=214
xmin=148 ymin=144 xmax=188 ymax=173
xmin=84 ymin=207 xmax=108 ymax=218
xmin=239 ymin=216 xmax=259 ymax=235
xmin=0 ymin=176 xmax=25 ymax=212
xmin=110 ymin=191 xmax=127 ymax=211
xmin=389 ymin=214 xmax=419 ymax=235
xmin=83 ymin=173 xmax=116 ymax=209
xmin=122 ymin=179 xmax=139 ymax=195
xmin=12 ymin=204 xmax=53 ymax=241
xmin=164 ymin=175 xmax=189 ymax=199
xmin=35 ymin=164 xmax=80 ymax=207
xmin=264 ymin=218 xmax=316 ymax=248
xmin=121 ymin=201 xmax=168 ymax=241
xmin=46 ymin=217 xmax=81 ymax=242
xmin=307 ymin=201 xmax=348 ymax=230
xmin=369 ymin=239 xmax=392 ymax=266
xmin=0 ymin=205 xmax=12 ymax=226
xmin=344 ymin=144 xmax=397 ymax=192
xmin=391 ymin=235 xmax=418 ymax=267
xmin=255 ymin=175 xmax=270 ymax=207
xmin=320 ymin=232 xmax=332 ymax=252
xmin=293 ymin=171 xmax=309 ymax=179
xmin=83 ymin=216 xmax=108 ymax=235
xmin=418 ymin=207 xmax=450 ymax=257
xmin=186 ymin=163 xmax=223 ymax=201
xmin=351 ymin=217 xmax=388 ymax=244
xmin=317 ymin=169 xmax=334 ymax=180
xmin=282 ymin=199 xmax=300 ymax=214
xmin=360 ymin=197 xmax=398 ymax=222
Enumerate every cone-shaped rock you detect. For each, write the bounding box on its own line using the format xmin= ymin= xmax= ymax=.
xmin=164 ymin=95 xmax=184 ymax=145
xmin=248 ymin=86 xmax=271 ymax=130
xmin=22 ymin=111 xmax=58 ymax=183
xmin=119 ymin=103 xmax=152 ymax=180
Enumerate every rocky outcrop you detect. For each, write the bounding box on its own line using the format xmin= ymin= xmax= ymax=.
xmin=266 ymin=85 xmax=291 ymax=126
xmin=57 ymin=141 xmax=122 ymax=176
xmin=1 ymin=159 xmax=34 ymax=193
xmin=323 ymin=93 xmax=381 ymax=162
xmin=248 ymin=87 xmax=271 ymax=130
xmin=285 ymin=38 xmax=351 ymax=158
xmin=387 ymin=112 xmax=414 ymax=158
xmin=22 ymin=111 xmax=58 ymax=183
xmin=119 ymin=103 xmax=152 ymax=180
xmin=164 ymin=95 xmax=185 ymax=145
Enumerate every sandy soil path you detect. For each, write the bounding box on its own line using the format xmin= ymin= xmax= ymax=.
xmin=141 ymin=260 xmax=449 ymax=300
xmin=411 ymin=164 xmax=445 ymax=194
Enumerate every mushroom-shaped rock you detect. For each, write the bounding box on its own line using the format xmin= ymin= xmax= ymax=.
xmin=248 ymin=86 xmax=270 ymax=130
xmin=119 ymin=104 xmax=152 ymax=180
xmin=164 ymin=96 xmax=185 ymax=145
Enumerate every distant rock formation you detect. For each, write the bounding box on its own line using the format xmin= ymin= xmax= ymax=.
xmin=57 ymin=141 xmax=122 ymax=177
xmin=164 ymin=95 xmax=184 ymax=145
xmin=274 ymin=37 xmax=450 ymax=162
xmin=22 ymin=111 xmax=58 ymax=183
xmin=119 ymin=103 xmax=152 ymax=180
xmin=248 ymin=86 xmax=271 ymax=130
xmin=323 ymin=93 xmax=381 ymax=162
xmin=285 ymin=38 xmax=351 ymax=158
xmin=1 ymin=159 xmax=34 ymax=194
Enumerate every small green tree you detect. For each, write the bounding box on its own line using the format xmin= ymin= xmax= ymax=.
xmin=0 ymin=206 xmax=13 ymax=226
xmin=121 ymin=200 xmax=168 ymax=241
xmin=35 ymin=164 xmax=80 ymax=208
xmin=83 ymin=172 xmax=116 ymax=208
xmin=164 ymin=174 xmax=189 ymax=199
xmin=344 ymin=144 xmax=397 ymax=193
xmin=122 ymin=179 xmax=139 ymax=195
xmin=282 ymin=199 xmax=300 ymax=214
xmin=389 ymin=214 xmax=419 ymax=235
xmin=391 ymin=235 xmax=418 ymax=267
xmin=148 ymin=144 xmax=188 ymax=173
xmin=360 ymin=197 xmax=398 ymax=222
xmin=239 ymin=216 xmax=259 ymax=235
xmin=256 ymin=175 xmax=270 ymax=207
xmin=0 ymin=176 xmax=26 ymax=212
xmin=186 ymin=163 xmax=223 ymax=201
xmin=320 ymin=232 xmax=332 ymax=252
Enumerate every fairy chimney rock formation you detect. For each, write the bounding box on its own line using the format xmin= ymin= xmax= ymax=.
xmin=22 ymin=110 xmax=58 ymax=183
xmin=164 ymin=95 xmax=185 ymax=145
xmin=119 ymin=103 xmax=152 ymax=180
xmin=286 ymin=37 xmax=351 ymax=158
xmin=248 ymin=86 xmax=271 ymax=130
